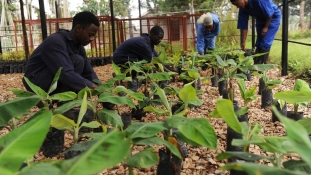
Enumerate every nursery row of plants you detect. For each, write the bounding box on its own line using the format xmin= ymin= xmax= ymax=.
xmin=1 ymin=44 xmax=311 ymax=175
xmin=0 ymin=53 xmax=113 ymax=74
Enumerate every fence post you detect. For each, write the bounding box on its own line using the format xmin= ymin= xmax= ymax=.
xmin=182 ymin=15 xmax=187 ymax=51
xmin=281 ymin=0 xmax=288 ymax=76
xmin=39 ymin=0 xmax=47 ymax=41
xmin=0 ymin=39 xmax=2 ymax=54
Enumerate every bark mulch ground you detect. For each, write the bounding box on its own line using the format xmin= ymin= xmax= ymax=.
xmin=0 ymin=64 xmax=310 ymax=175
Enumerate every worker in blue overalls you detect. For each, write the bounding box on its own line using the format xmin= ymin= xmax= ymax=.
xmin=230 ymin=0 xmax=281 ymax=64
xmin=196 ymin=12 xmax=221 ymax=55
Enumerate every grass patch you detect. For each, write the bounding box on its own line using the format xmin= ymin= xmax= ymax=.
xmin=269 ymin=38 xmax=311 ymax=79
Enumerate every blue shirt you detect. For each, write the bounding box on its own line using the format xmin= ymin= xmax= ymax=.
xmin=24 ymin=29 xmax=98 ymax=92
xmin=237 ymin=0 xmax=281 ymax=29
xmin=112 ymin=33 xmax=158 ymax=64
xmin=196 ymin=14 xmax=220 ymax=53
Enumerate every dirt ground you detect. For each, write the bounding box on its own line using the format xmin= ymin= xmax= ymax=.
xmin=0 ymin=64 xmax=310 ymax=175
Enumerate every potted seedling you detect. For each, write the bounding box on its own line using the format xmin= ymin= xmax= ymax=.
xmin=196 ymin=52 xmax=221 ymax=87
xmin=215 ymin=106 xmax=311 ymax=175
xmin=250 ymin=64 xmax=282 ymax=109
xmin=12 ymin=68 xmax=78 ymax=158
xmin=271 ymin=97 xmax=287 ymax=122
xmin=140 ymin=85 xmax=216 ymax=175
xmin=274 ymin=79 xmax=311 ymax=121
xmin=178 ymin=50 xmax=203 ymax=91
xmin=215 ymin=53 xmax=254 ymax=100
xmin=51 ymin=91 xmax=102 ymax=159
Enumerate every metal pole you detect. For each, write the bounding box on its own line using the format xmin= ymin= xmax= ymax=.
xmin=281 ymin=0 xmax=288 ymax=76
xmin=251 ymin=17 xmax=255 ymax=49
xmin=55 ymin=0 xmax=59 ymax=30
xmin=0 ymin=40 xmax=2 ymax=54
xmin=38 ymin=0 xmax=47 ymax=40
xmin=110 ymin=0 xmax=116 ymax=52
xmin=138 ymin=0 xmax=142 ymax=35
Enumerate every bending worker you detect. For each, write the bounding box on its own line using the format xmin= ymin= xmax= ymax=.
xmin=196 ymin=12 xmax=221 ymax=55
xmin=230 ymin=0 xmax=281 ymax=64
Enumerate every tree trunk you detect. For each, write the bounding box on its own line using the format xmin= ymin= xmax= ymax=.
xmin=19 ymin=0 xmax=30 ymax=60
xmin=299 ymin=1 xmax=305 ymax=30
xmin=189 ymin=1 xmax=196 ymax=48
xmin=128 ymin=8 xmax=133 ymax=38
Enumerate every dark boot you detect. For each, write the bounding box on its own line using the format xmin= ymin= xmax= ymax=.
xmin=261 ymin=49 xmax=270 ymax=64
xmin=253 ymin=48 xmax=262 ymax=64
xmin=254 ymin=48 xmax=270 ymax=64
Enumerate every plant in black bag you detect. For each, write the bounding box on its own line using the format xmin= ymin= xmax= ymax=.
xmin=274 ymin=79 xmax=311 ymax=121
xmin=215 ymin=104 xmax=311 ymax=175
xmin=252 ymin=67 xmax=282 ymax=109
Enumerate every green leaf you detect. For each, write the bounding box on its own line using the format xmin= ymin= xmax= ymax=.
xmin=216 ymin=151 xmax=272 ymax=161
xmin=283 ymin=160 xmax=311 ymax=173
xmin=47 ymin=67 xmax=62 ymax=94
xmin=52 ymin=100 xmax=83 ymax=115
xmin=0 ymin=96 xmax=40 ymax=127
xmin=166 ymin=117 xmax=217 ymax=149
xmin=113 ymin=86 xmax=145 ymax=101
xmin=221 ymin=162 xmax=309 ymax=175
xmin=208 ymin=109 xmax=221 ymax=118
xmin=77 ymin=92 xmax=88 ymax=126
xmin=8 ymin=88 xmax=35 ymax=97
xmin=216 ymin=99 xmax=242 ymax=133
xmin=23 ymin=77 xmax=47 ymax=98
xmin=64 ymin=140 xmax=98 ymax=153
xmin=296 ymin=118 xmax=311 ymax=134
xmin=293 ymin=79 xmax=311 ymax=92
xmin=97 ymin=109 xmax=123 ymax=128
xmin=250 ymin=64 xmax=277 ymax=72
xmin=257 ymin=136 xmax=294 ymax=154
xmin=179 ymin=83 xmax=197 ymax=103
xmin=0 ymin=108 xmax=52 ymax=173
xmin=60 ymin=130 xmax=131 ymax=175
xmin=126 ymin=122 xmax=167 ymax=139
xmin=133 ymin=137 xmax=182 ymax=159
xmin=144 ymin=105 xmax=169 ymax=115
xmin=156 ymin=87 xmax=171 ymax=113
xmin=274 ymin=91 xmax=311 ymax=105
xmin=187 ymin=69 xmax=200 ymax=79
xmin=272 ymin=106 xmax=311 ymax=166
xmin=147 ymin=72 xmax=171 ymax=81
xmin=112 ymin=63 xmax=122 ymax=75
xmin=51 ymin=114 xmax=76 ymax=132
xmin=125 ymin=147 xmax=159 ymax=168
xmin=216 ymin=56 xmax=228 ymax=67
xmin=49 ymin=91 xmax=77 ymax=101
xmin=81 ymin=121 xmax=101 ymax=128
xmin=98 ymin=94 xmax=136 ymax=108
xmin=20 ymin=163 xmax=61 ymax=175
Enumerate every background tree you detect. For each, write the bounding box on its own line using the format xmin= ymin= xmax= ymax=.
xmin=79 ymin=0 xmax=130 ymax=17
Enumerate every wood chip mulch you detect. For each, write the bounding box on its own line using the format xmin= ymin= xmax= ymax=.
xmin=1 ymin=64 xmax=310 ymax=175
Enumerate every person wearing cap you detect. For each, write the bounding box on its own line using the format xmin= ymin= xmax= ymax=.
xmin=196 ymin=12 xmax=221 ymax=55
xmin=230 ymin=0 xmax=281 ymax=64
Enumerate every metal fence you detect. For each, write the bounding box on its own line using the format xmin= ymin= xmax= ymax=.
xmin=1 ymin=14 xmax=207 ymax=57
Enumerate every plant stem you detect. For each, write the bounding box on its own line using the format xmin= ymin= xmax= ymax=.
xmin=74 ymin=127 xmax=79 ymax=143
xmin=12 ymin=117 xmax=18 ymax=130
xmin=129 ymin=166 xmax=134 ymax=175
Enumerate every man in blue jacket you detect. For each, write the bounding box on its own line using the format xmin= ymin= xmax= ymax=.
xmin=23 ymin=11 xmax=100 ymax=94
xmin=230 ymin=0 xmax=281 ymax=64
xmin=196 ymin=12 xmax=221 ymax=55
xmin=113 ymin=25 xmax=164 ymax=65
xmin=22 ymin=11 xmax=100 ymax=158
xmin=113 ymin=25 xmax=164 ymax=91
